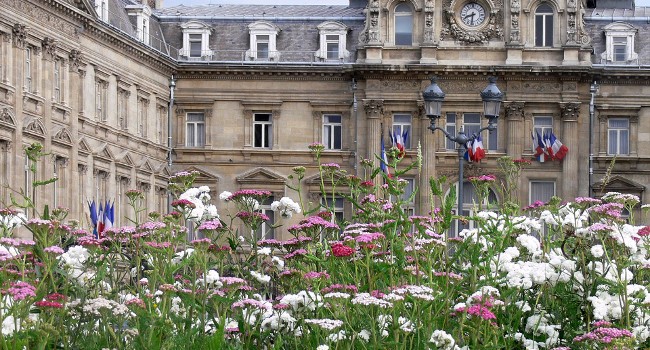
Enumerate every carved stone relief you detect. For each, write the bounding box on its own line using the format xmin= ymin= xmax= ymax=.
xmin=363 ymin=99 xmax=384 ymax=117
xmin=42 ymin=37 xmax=58 ymax=60
xmin=69 ymin=49 xmax=83 ymax=72
xmin=441 ymin=0 xmax=504 ymax=44
xmin=12 ymin=24 xmax=27 ymax=49
xmin=505 ymin=102 xmax=525 ymax=119
xmin=560 ymin=102 xmax=581 ymax=120
xmin=424 ymin=0 xmax=435 ymax=43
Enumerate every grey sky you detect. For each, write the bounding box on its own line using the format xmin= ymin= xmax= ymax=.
xmin=163 ymin=0 xmax=650 ymax=7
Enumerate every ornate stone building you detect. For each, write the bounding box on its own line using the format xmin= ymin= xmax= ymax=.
xmin=1 ymin=0 xmax=649 ymax=238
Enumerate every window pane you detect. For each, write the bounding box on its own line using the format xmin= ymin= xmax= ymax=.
xmin=609 ymin=119 xmax=628 ymax=128
xmin=327 ymin=42 xmax=339 ymax=59
xmin=394 ymin=115 xmax=411 ymax=123
xmin=535 ymin=15 xmax=544 ymax=46
xmin=620 ymin=130 xmax=629 ymax=155
xmin=544 ymin=16 xmax=553 ymax=46
xmin=264 ymin=124 xmax=272 ymax=148
xmin=187 ymin=124 xmax=195 ymax=146
xmin=254 ymin=124 xmax=263 ymax=147
xmin=197 ymin=123 xmax=205 ymax=146
xmin=530 ymin=181 xmax=555 ymax=204
xmin=464 ymin=113 xmax=481 ymax=123
xmin=488 ymin=128 xmax=497 ymax=151
xmin=190 ymin=42 xmax=202 ymax=57
xmin=333 ymin=125 xmax=342 ymax=149
xmin=395 ymin=4 xmax=413 ymax=46
xmin=255 ymin=114 xmax=271 ymax=122
xmin=325 ymin=115 xmax=341 ymax=123
xmin=188 ymin=113 xmax=205 ymax=122
xmin=446 ymin=113 xmax=456 ymax=150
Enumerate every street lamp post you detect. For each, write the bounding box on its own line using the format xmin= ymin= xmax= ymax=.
xmin=423 ymin=76 xmax=503 ymax=229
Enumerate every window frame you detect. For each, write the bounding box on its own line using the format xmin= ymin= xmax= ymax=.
xmin=95 ymin=0 xmax=109 ymax=22
xmin=95 ymin=79 xmax=108 ymax=122
xmin=392 ymin=114 xmax=412 ymax=150
xmin=24 ymin=47 xmax=32 ymax=92
xmin=316 ymin=21 xmax=350 ymax=61
xmin=53 ymin=58 xmax=62 ymax=103
xmin=601 ymin=22 xmax=638 ymax=64
xmin=180 ymin=21 xmax=213 ymax=60
xmin=534 ymin=3 xmax=554 ymax=47
xmin=253 ymin=113 xmax=273 ymax=149
xmin=533 ymin=116 xmax=553 ymax=148
xmin=607 ymin=117 xmax=629 ymax=156
xmin=529 ymin=180 xmax=556 ymax=205
xmin=394 ymin=2 xmax=414 ymax=46
xmin=323 ymin=114 xmax=342 ymax=150
xmin=185 ymin=112 xmax=206 ymax=148
xmin=447 ymin=181 xmax=498 ymax=238
xmin=247 ymin=21 xmax=280 ymax=61
xmin=254 ymin=196 xmax=276 ymax=241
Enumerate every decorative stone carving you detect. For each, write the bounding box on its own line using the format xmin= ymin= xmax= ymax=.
xmin=509 ymin=0 xmax=520 ymax=44
xmin=42 ymin=37 xmax=58 ymax=60
xmin=363 ymin=99 xmax=384 ymax=117
xmin=0 ymin=108 xmax=16 ymax=127
xmin=6 ymin=0 xmax=77 ymax=37
xmin=0 ymin=139 xmax=11 ymax=152
xmin=424 ymin=0 xmax=435 ymax=43
xmin=505 ymin=102 xmax=525 ymax=119
xmin=367 ymin=0 xmax=381 ymax=44
xmin=566 ymin=12 xmax=577 ymax=44
xmin=380 ymin=80 xmax=421 ymax=91
xmin=1 ymin=31 xmax=11 ymax=43
xmin=68 ymin=49 xmax=83 ymax=72
xmin=78 ymin=164 xmax=87 ymax=175
xmin=441 ymin=0 xmax=504 ymax=44
xmin=175 ymin=107 xmax=185 ymax=116
xmin=560 ymin=102 xmax=581 ymax=120
xmin=12 ymin=23 xmax=27 ymax=48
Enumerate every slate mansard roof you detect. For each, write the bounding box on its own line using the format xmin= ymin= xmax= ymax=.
xmin=155 ymin=4 xmax=365 ymax=19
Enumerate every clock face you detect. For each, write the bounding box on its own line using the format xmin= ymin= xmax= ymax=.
xmin=460 ymin=2 xmax=487 ymax=27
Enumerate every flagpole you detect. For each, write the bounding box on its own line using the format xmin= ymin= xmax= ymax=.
xmin=457 ymin=145 xmax=464 ymax=221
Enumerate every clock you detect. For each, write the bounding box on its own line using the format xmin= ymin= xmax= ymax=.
xmin=460 ymin=2 xmax=486 ymax=27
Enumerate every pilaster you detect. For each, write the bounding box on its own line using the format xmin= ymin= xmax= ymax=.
xmin=560 ymin=102 xmax=581 ymax=200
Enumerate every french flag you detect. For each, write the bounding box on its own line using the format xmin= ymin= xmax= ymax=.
xmin=550 ymin=132 xmax=569 ymax=161
xmin=472 ymin=134 xmax=486 ymax=162
xmin=380 ymin=135 xmax=390 ymax=176
xmin=533 ymin=131 xmax=547 ymax=162
xmin=97 ymin=202 xmax=105 ymax=236
xmin=103 ymin=200 xmax=114 ymax=233
xmin=88 ymin=200 xmax=98 ymax=238
xmin=544 ymin=132 xmax=554 ymax=160
xmin=390 ymin=129 xmax=408 ymax=159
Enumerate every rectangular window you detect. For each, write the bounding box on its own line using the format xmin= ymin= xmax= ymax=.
xmin=189 ymin=34 xmax=202 ymax=58
xmin=322 ymin=196 xmax=344 ymax=239
xmin=392 ymin=114 xmax=412 ymax=149
xmin=254 ymin=196 xmax=275 ymax=241
xmin=533 ymin=116 xmax=553 ymax=147
xmin=445 ymin=113 xmax=456 ymax=150
xmin=118 ymin=90 xmax=128 ymax=129
xmin=53 ymin=59 xmax=61 ymax=103
xmin=535 ymin=13 xmax=553 ymax=47
xmin=186 ymin=112 xmax=205 ymax=147
xmin=530 ymin=181 xmax=555 ymax=205
xmin=254 ymin=113 xmax=272 ymax=148
xmin=326 ymin=35 xmax=339 ymax=59
xmin=323 ymin=114 xmax=342 ymax=150
xmin=138 ymin=99 xmax=147 ymax=137
xmin=24 ymin=47 xmax=32 ymax=92
xmin=96 ymin=81 xmax=107 ymax=121
xmin=613 ymin=37 xmax=627 ymax=62
xmin=463 ymin=113 xmax=481 ymax=141
xmin=256 ymin=35 xmax=270 ymax=60
xmin=608 ymin=118 xmax=629 ymax=155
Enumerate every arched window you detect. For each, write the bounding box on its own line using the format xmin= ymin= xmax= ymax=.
xmin=535 ymin=4 xmax=554 ymax=47
xmin=448 ymin=181 xmax=498 ymax=237
xmin=394 ymin=3 xmax=413 ymax=45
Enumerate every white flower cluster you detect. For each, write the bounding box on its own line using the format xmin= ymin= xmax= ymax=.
xmin=82 ymin=297 xmax=132 ymax=318
xmin=0 ymin=211 xmax=26 ymax=230
xmin=179 ymin=186 xmax=219 ymax=222
xmin=250 ymin=271 xmax=271 ymax=284
xmin=525 ymin=313 xmax=560 ymax=348
xmin=171 ymin=248 xmax=194 ymax=265
xmin=279 ymin=291 xmax=322 ymax=312
xmin=270 ymin=197 xmax=301 ymax=218
xmin=260 ymin=310 xmax=296 ymax=332
xmin=351 ymin=293 xmax=393 ymax=308
xmin=197 ymin=270 xmax=223 ymax=288
xmin=429 ymin=329 xmax=461 ymax=350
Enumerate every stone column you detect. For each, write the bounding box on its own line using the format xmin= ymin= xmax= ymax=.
xmin=1 ymin=32 xmax=12 ymax=84
xmin=419 ymin=112 xmax=435 ymax=215
xmin=560 ymin=102 xmax=581 ymax=200
xmin=363 ymin=99 xmax=384 ymax=172
xmin=505 ymin=102 xmax=525 ymax=158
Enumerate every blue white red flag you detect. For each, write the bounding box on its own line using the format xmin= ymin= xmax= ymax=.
xmin=380 ymin=135 xmax=390 ymax=176
xmin=472 ymin=134 xmax=486 ymax=162
xmin=550 ymin=132 xmax=569 ymax=160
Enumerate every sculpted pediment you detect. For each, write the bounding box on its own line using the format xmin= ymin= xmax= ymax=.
xmin=236 ymin=167 xmax=286 ymax=185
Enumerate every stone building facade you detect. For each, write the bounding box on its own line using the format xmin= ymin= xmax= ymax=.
xmin=1 ymin=0 xmax=649 ymax=239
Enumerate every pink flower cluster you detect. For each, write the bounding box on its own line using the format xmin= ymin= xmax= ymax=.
xmin=468 ymin=174 xmax=497 ymax=182
xmin=236 ymin=211 xmax=270 ymax=221
xmin=573 ymin=327 xmax=634 ymax=344
xmin=321 ymin=284 xmax=359 ymax=294
xmin=6 ymin=281 xmax=36 ymax=301
xmin=227 ymin=189 xmax=271 ymax=201
xmin=304 ymin=271 xmax=330 ymax=279
xmin=171 ymin=199 xmax=196 ymax=208
xmin=197 ymin=219 xmax=222 ymax=231
xmin=288 ymin=216 xmax=339 ymax=232
xmin=331 ymin=243 xmax=355 ymax=257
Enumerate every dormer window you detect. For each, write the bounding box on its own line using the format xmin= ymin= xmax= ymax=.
xmin=246 ymin=21 xmax=281 ymax=61
xmin=95 ymin=0 xmax=108 ymax=22
xmin=315 ymin=21 xmax=349 ymax=62
xmin=126 ymin=4 xmax=152 ymax=45
xmin=534 ymin=3 xmax=554 ymax=47
xmin=394 ymin=3 xmax=414 ymax=45
xmin=601 ymin=22 xmax=638 ymax=64
xmin=180 ymin=21 xmax=213 ymax=60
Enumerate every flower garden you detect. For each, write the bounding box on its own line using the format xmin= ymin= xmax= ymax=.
xmin=0 ymin=142 xmax=649 ymax=349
